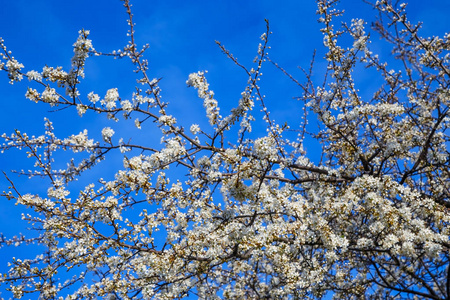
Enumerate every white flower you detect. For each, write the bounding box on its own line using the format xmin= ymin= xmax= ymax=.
xmin=41 ymin=87 xmax=59 ymax=104
xmin=42 ymin=66 xmax=68 ymax=82
xmin=26 ymin=70 xmax=42 ymax=81
xmin=64 ymin=129 xmax=94 ymax=152
xmin=5 ymin=58 xmax=24 ymax=83
xmin=77 ymin=104 xmax=87 ymax=116
xmin=121 ymin=100 xmax=133 ymax=112
xmin=72 ymin=29 xmax=93 ymax=70
xmin=101 ymin=88 xmax=119 ymax=109
xmin=158 ymin=115 xmax=176 ymax=126
xmin=190 ymin=124 xmax=200 ymax=135
xmin=353 ymin=36 xmax=367 ymax=50
xmin=88 ymin=92 xmax=100 ymax=103
xmin=102 ymin=127 xmax=115 ymax=143
xmin=25 ymin=88 xmax=40 ymax=102
xmin=135 ymin=118 xmax=141 ymax=129
xmin=118 ymin=138 xmax=130 ymax=153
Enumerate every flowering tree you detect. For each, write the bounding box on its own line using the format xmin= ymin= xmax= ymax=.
xmin=1 ymin=0 xmax=450 ymax=298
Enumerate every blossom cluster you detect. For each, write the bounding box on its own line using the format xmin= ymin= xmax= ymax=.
xmin=186 ymin=71 xmax=221 ymax=125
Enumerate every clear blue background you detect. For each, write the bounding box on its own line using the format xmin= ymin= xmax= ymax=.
xmin=0 ymin=0 xmax=449 ymax=298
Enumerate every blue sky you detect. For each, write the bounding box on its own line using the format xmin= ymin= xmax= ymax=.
xmin=1 ymin=0 xmax=450 ymax=297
